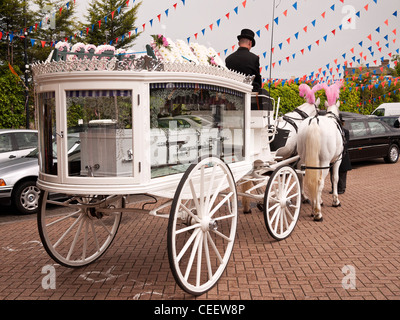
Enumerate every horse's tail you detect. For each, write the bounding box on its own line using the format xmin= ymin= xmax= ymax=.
xmin=304 ymin=118 xmax=321 ymax=205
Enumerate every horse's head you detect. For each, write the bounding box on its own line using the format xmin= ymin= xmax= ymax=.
xmin=298 ymin=83 xmax=324 ymax=116
xmin=322 ymin=81 xmax=344 ymax=115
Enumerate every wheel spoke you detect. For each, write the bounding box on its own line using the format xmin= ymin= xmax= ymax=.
xmin=209 ymin=192 xmax=233 ymax=218
xmin=176 ymin=228 xmax=201 ymax=262
xmin=184 ymin=231 xmax=202 ymax=280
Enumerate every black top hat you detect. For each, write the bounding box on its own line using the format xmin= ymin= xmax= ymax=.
xmin=237 ymin=29 xmax=256 ymax=47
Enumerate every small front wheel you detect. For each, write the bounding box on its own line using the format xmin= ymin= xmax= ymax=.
xmin=38 ymin=191 xmax=123 ymax=267
xmin=263 ymin=165 xmax=301 ymax=241
xmin=168 ymin=157 xmax=237 ymax=295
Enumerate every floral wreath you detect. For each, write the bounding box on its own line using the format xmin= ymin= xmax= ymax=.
xmin=151 ymin=34 xmax=171 ymax=50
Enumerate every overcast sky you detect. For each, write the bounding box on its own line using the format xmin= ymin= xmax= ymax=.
xmin=73 ymin=0 xmax=399 ymax=82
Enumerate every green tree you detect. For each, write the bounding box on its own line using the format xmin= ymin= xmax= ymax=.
xmin=0 ymin=0 xmax=34 ymax=68
xmin=83 ymin=0 xmax=142 ymax=48
xmin=0 ymin=65 xmax=26 ymax=128
xmin=29 ymin=0 xmax=80 ymax=63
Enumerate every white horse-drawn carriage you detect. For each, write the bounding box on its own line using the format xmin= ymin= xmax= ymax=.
xmin=31 ymin=43 xmax=341 ymax=295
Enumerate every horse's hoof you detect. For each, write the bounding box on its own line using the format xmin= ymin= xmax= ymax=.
xmin=313 ymin=216 xmax=323 ymax=222
xmin=303 ymin=199 xmax=311 ymax=204
xmin=256 ymin=203 xmax=264 ymax=211
xmin=243 ymin=209 xmax=252 ymax=214
xmin=332 ymin=203 xmax=341 ymax=208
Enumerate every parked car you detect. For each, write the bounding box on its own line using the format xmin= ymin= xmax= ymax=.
xmin=341 ymin=113 xmax=400 ymax=163
xmin=376 ymin=116 xmax=400 ymax=128
xmin=0 ymin=129 xmax=38 ymax=163
xmin=0 ymin=135 xmax=80 ymax=215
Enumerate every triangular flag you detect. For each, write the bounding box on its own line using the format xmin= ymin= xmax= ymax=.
xmin=242 ymin=0 xmax=247 ymax=8
xmin=364 ymin=4 xmax=368 ymax=11
xmin=283 ymin=10 xmax=288 ymax=17
xmin=41 ymin=40 xmax=46 ymax=48
xmin=111 ymin=11 xmax=115 ymax=19
xmin=157 ymin=14 xmax=161 ymax=22
xmin=226 ymin=13 xmax=230 ymax=19
xmin=292 ymin=2 xmax=297 ymax=10
xmin=321 ymin=12 xmax=325 ymax=18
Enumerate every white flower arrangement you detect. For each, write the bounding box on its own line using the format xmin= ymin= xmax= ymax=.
xmin=55 ymin=41 xmax=70 ymax=52
xmin=207 ymin=47 xmax=226 ymax=69
xmin=175 ymin=40 xmax=199 ymax=64
xmin=190 ymin=43 xmax=210 ymax=66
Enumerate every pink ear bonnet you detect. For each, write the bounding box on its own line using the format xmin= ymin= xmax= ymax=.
xmin=323 ymin=81 xmax=343 ymax=106
xmin=299 ymin=83 xmax=325 ymax=104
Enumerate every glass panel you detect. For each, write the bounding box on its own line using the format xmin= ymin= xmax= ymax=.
xmin=66 ymin=90 xmax=133 ymax=177
xmin=0 ymin=133 xmax=13 ymax=153
xmin=38 ymin=92 xmax=57 ymax=175
xmin=150 ymin=83 xmax=245 ymax=178
xmin=349 ymin=121 xmax=367 ymax=138
xmin=368 ymin=121 xmax=386 ymax=135
xmin=15 ymin=132 xmax=38 ymax=150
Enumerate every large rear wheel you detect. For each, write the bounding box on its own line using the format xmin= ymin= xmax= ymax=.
xmin=168 ymin=157 xmax=237 ymax=295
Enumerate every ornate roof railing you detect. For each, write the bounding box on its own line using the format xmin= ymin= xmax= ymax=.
xmin=31 ymin=49 xmax=255 ymax=85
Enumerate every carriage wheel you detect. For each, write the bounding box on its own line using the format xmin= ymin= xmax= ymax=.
xmin=38 ymin=191 xmax=123 ymax=267
xmin=263 ymin=165 xmax=301 ymax=241
xmin=168 ymin=157 xmax=237 ymax=295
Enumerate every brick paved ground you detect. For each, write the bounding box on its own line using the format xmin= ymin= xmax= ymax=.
xmin=0 ymin=159 xmax=400 ymax=301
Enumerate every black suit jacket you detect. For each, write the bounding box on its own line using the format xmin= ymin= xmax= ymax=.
xmin=225 ymin=47 xmax=262 ymax=90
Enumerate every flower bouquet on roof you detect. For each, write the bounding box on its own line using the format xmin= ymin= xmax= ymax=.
xmin=175 ymin=39 xmax=199 ymax=64
xmin=85 ymin=44 xmax=96 ymax=60
xmin=190 ymin=43 xmax=209 ymax=65
xmin=95 ymin=44 xmax=116 ymax=60
xmin=150 ymin=34 xmax=176 ymax=62
xmin=70 ymin=42 xmax=86 ymax=60
xmin=54 ymin=41 xmax=70 ymax=61
xmin=207 ymin=47 xmax=226 ymax=69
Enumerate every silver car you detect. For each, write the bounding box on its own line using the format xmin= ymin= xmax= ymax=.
xmin=0 ymin=135 xmax=80 ymax=215
xmin=0 ymin=129 xmax=38 ymax=163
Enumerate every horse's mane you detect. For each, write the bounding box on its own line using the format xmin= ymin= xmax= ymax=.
xmin=322 ymin=81 xmax=343 ymax=106
xmin=299 ymin=83 xmax=325 ymax=104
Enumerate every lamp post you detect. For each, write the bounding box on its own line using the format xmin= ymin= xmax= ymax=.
xmin=23 ymin=2 xmax=29 ymax=129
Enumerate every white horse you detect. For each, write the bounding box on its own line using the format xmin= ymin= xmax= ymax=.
xmin=297 ymin=82 xmax=344 ymax=221
xmin=275 ymin=84 xmax=322 ymax=160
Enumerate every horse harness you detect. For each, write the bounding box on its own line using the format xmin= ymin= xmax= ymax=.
xmin=302 ymin=111 xmax=346 ymax=171
xmin=282 ymin=105 xmax=317 ymax=133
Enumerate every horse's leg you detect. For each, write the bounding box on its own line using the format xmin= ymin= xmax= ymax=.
xmin=331 ymin=161 xmax=341 ymax=207
xmin=241 ymin=181 xmax=252 ymax=214
xmin=312 ymin=168 xmax=326 ymax=221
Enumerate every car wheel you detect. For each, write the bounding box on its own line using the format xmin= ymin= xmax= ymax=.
xmin=12 ymin=180 xmax=40 ymax=215
xmin=384 ymin=144 xmax=399 ymax=164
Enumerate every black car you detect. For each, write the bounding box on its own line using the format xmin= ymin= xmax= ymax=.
xmin=341 ymin=113 xmax=400 ymax=163
xmin=376 ymin=116 xmax=400 ymax=128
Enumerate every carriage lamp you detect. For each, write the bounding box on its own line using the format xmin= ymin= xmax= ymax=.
xmin=0 ymin=179 xmax=6 ymax=186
